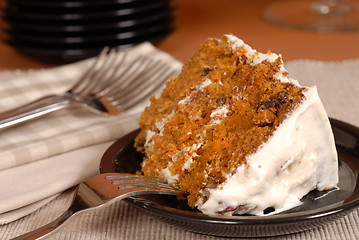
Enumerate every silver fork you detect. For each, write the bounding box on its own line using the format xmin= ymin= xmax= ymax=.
xmin=0 ymin=47 xmax=178 ymax=130
xmin=11 ymin=173 xmax=183 ymax=240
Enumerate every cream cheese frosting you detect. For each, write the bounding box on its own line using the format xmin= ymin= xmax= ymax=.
xmin=225 ymin=34 xmax=299 ymax=85
xmin=199 ymin=86 xmax=338 ymax=215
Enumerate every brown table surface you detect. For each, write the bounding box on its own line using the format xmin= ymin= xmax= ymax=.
xmin=0 ymin=0 xmax=359 ymax=72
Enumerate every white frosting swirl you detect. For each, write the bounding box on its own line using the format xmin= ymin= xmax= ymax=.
xmin=199 ymin=86 xmax=338 ymax=215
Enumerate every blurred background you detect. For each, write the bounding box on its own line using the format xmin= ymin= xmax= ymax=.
xmin=0 ymin=0 xmax=176 ymax=63
xmin=0 ymin=0 xmax=359 ymax=70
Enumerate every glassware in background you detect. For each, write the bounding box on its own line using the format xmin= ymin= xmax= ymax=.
xmin=0 ymin=0 xmax=176 ymax=63
xmin=263 ymin=0 xmax=359 ymax=31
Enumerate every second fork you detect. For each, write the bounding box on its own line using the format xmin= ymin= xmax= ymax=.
xmin=0 ymin=47 xmax=178 ymax=130
xmin=11 ymin=173 xmax=184 ymax=240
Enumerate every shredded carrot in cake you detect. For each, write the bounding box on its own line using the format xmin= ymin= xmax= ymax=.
xmin=134 ymin=35 xmax=304 ymax=208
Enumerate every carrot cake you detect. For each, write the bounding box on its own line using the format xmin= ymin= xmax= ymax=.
xmin=134 ymin=34 xmax=338 ymax=216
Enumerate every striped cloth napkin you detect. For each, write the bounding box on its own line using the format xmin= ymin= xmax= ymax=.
xmin=0 ymin=43 xmax=182 ymax=224
xmin=0 ymin=43 xmax=182 ymax=171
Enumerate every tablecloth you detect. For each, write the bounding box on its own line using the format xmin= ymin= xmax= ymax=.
xmin=0 ymin=56 xmax=358 ymax=239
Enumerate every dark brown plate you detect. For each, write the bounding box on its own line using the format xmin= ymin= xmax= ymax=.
xmin=100 ymin=118 xmax=359 ymax=238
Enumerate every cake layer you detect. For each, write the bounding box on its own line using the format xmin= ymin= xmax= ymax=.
xmin=135 ymin=34 xmax=338 ymax=216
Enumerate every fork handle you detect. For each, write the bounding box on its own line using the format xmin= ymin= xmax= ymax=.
xmin=0 ymin=95 xmax=73 ymax=130
xmin=11 ymin=210 xmax=73 ymax=240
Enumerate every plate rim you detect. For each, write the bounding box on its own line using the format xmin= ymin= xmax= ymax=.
xmin=100 ymin=118 xmax=359 ymax=227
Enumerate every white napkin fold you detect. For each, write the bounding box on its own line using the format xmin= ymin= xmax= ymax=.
xmin=0 ymin=43 xmax=182 ymax=224
xmin=0 ymin=142 xmax=110 ymax=225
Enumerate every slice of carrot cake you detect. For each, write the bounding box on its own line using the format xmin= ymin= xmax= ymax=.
xmin=134 ymin=34 xmax=338 ymax=216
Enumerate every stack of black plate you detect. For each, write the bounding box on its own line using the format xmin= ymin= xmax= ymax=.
xmin=1 ymin=0 xmax=175 ymax=63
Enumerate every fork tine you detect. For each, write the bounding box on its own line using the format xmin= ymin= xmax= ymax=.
xmin=104 ymin=174 xmax=181 ymax=192
xmin=106 ymin=175 xmax=172 ymax=187
xmin=95 ymin=55 xmax=153 ymax=98
xmin=120 ymin=64 xmax=170 ymax=96
xmin=83 ymin=173 xmax=183 ymax=201
xmin=71 ymin=50 xmax=180 ymax=115
xmin=77 ymin=48 xmax=120 ymax=96
xmin=105 ymin=174 xmax=168 ymax=184
xmin=110 ymin=68 xmax=178 ymax=112
xmin=114 ymin=67 xmax=171 ymax=105
xmin=82 ymin=49 xmax=126 ymax=96
xmin=116 ymin=71 xmax=176 ymax=111
xmin=88 ymin=52 xmax=129 ymax=96
xmin=113 ymin=183 xmax=180 ymax=194
xmin=117 ymin=184 xmax=180 ymax=193
xmin=105 ymin=60 xmax=169 ymax=99
xmin=69 ymin=47 xmax=111 ymax=94
xmin=11 ymin=173 xmax=183 ymax=239
xmin=0 ymin=45 xmax=181 ymax=130
xmin=104 ymin=61 xmax=171 ymax=103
